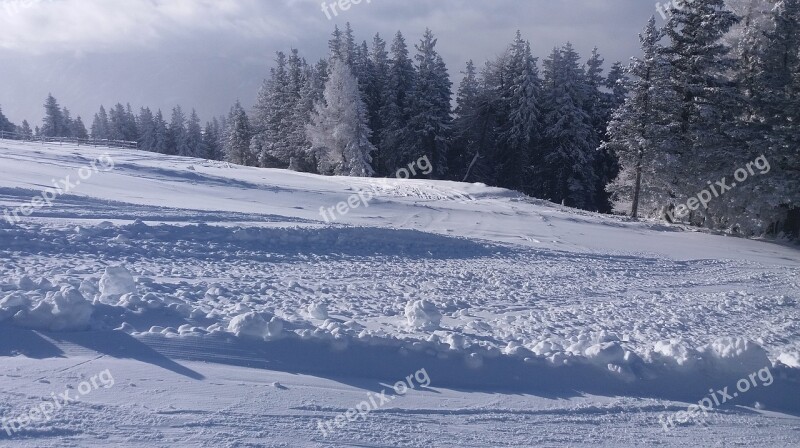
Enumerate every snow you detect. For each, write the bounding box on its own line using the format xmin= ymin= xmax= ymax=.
xmin=98 ymin=265 xmax=136 ymax=299
xmin=0 ymin=140 xmax=799 ymax=446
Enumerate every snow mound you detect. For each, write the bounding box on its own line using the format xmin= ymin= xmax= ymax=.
xmin=2 ymin=286 xmax=93 ymax=331
xmin=228 ymin=312 xmax=284 ymax=340
xmin=404 ymin=300 xmax=442 ymax=330
xmin=702 ymin=337 xmax=771 ymax=374
xmin=307 ymin=302 xmax=328 ymax=320
xmin=777 ymin=352 xmax=800 ymax=368
xmin=99 ymin=266 xmax=137 ymax=299
xmin=647 ymin=338 xmax=700 ymax=369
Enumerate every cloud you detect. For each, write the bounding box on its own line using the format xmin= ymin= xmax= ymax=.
xmin=0 ymin=0 xmax=655 ymax=125
xmin=0 ymin=0 xmax=294 ymax=53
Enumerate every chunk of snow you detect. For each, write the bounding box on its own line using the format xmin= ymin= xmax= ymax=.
xmin=702 ymin=337 xmax=771 ymax=374
xmin=405 ymin=300 xmax=442 ymax=330
xmin=228 ymin=312 xmax=283 ymax=340
xmin=307 ymin=302 xmax=328 ymax=320
xmin=99 ymin=266 xmax=136 ymax=298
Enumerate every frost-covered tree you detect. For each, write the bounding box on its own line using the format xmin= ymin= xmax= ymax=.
xmin=137 ymin=107 xmax=156 ymax=151
xmin=167 ymin=106 xmax=189 ymax=156
xmin=0 ymin=105 xmax=15 ymax=133
xmin=225 ymin=101 xmax=254 ymax=166
xmin=661 ymin=0 xmax=740 ymax=227
xmin=61 ymin=108 xmax=74 ymax=137
xmin=450 ymin=60 xmax=483 ymax=180
xmin=202 ymin=119 xmax=222 ymax=161
xmin=380 ymin=31 xmax=416 ymax=174
xmin=747 ymin=0 xmax=800 ymax=234
xmin=152 ymin=110 xmax=168 ymax=154
xmin=186 ymin=109 xmax=204 ymax=158
xmin=19 ymin=120 xmax=33 ymax=139
xmin=91 ymin=106 xmax=110 ymax=140
xmin=251 ymin=51 xmax=295 ymax=167
xmin=41 ymin=94 xmax=65 ymax=137
xmin=605 ymin=61 xmax=629 ymax=111
xmin=307 ymin=58 xmax=375 ymax=177
xmin=496 ymin=32 xmax=540 ymax=192
xmin=72 ymin=116 xmax=88 ymax=139
xmin=400 ymin=29 xmax=452 ymax=178
xmin=537 ymin=43 xmax=598 ymax=208
xmin=366 ymin=33 xmax=390 ymax=169
xmin=108 ymin=103 xmax=138 ymax=142
xmin=606 ymin=17 xmax=678 ymax=218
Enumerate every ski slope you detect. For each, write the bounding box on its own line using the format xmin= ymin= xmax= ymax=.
xmin=0 ymin=140 xmax=798 ymax=447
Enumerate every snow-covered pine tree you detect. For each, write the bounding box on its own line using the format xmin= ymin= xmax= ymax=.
xmin=251 ymin=51 xmax=294 ymax=167
xmin=379 ymin=31 xmax=416 ymax=174
xmin=91 ymin=106 xmax=110 ymax=140
xmin=450 ymin=60 xmax=483 ymax=181
xmin=19 ymin=120 xmax=33 ymax=139
xmin=61 ymin=108 xmax=74 ymax=137
xmin=538 ymin=44 xmax=598 ymax=209
xmin=72 ymin=116 xmax=88 ymax=139
xmin=306 ymin=58 xmax=375 ymax=177
xmin=109 ymin=104 xmax=134 ymax=141
xmin=749 ymin=0 xmax=800 ymax=234
xmin=0 ymin=105 xmax=15 ymax=133
xmin=606 ymin=16 xmax=678 ymax=219
xmin=202 ymin=119 xmax=221 ymax=160
xmin=288 ymin=64 xmax=318 ymax=171
xmin=367 ymin=33 xmax=390 ymax=172
xmin=661 ymin=0 xmax=740 ymax=228
xmin=186 ymin=110 xmax=205 ymax=158
xmin=328 ymin=25 xmax=344 ymax=62
xmin=585 ymin=48 xmax=619 ymax=212
xmin=605 ymin=61 xmax=629 ymax=111
xmin=343 ymin=23 xmax=358 ymax=67
xmin=167 ymin=106 xmax=189 ymax=156
xmin=152 ymin=110 xmax=168 ymax=154
xmin=225 ymin=101 xmax=254 ymax=166
xmin=496 ymin=32 xmax=540 ymax=192
xmin=137 ymin=107 xmax=156 ymax=151
xmin=41 ymin=94 xmax=65 ymax=138
xmin=399 ymin=29 xmax=452 ymax=178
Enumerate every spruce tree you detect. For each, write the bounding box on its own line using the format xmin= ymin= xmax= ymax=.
xmin=186 ymin=109 xmax=204 ymax=158
xmin=380 ymin=31 xmax=416 ymax=174
xmin=606 ymin=17 xmax=678 ymax=218
xmin=538 ymin=44 xmax=598 ymax=208
xmin=41 ymin=94 xmax=64 ymax=137
xmin=226 ymin=101 xmax=255 ymax=166
xmin=400 ymin=29 xmax=452 ymax=178
xmin=91 ymin=106 xmax=110 ymax=140
xmin=497 ymin=32 xmax=540 ymax=192
xmin=662 ymin=0 xmax=740 ymax=227
xmin=137 ymin=107 xmax=157 ymax=151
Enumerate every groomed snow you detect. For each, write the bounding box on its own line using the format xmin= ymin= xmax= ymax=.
xmin=0 ymin=140 xmax=798 ymax=447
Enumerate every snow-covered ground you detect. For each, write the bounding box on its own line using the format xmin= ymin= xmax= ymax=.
xmin=1 ymin=140 xmax=798 ymax=447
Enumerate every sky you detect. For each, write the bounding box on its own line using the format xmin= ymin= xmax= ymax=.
xmin=0 ymin=0 xmax=658 ymax=127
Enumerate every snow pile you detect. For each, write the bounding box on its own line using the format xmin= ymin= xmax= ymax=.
xmin=405 ymin=300 xmax=442 ymax=330
xmin=307 ymin=302 xmax=329 ymax=320
xmin=0 ymin=286 xmax=93 ymax=331
xmin=647 ymin=338 xmax=700 ymax=369
xmin=702 ymin=336 xmax=771 ymax=374
xmin=99 ymin=266 xmax=137 ymax=299
xmin=228 ymin=312 xmax=284 ymax=340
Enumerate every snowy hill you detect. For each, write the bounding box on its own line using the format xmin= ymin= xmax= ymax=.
xmin=1 ymin=140 xmax=799 ymax=447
